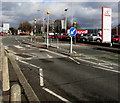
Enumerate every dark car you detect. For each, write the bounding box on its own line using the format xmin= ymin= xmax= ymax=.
xmin=79 ymin=34 xmax=91 ymax=42
xmin=76 ymin=34 xmax=84 ymax=42
xmin=19 ymin=32 xmax=28 ymax=35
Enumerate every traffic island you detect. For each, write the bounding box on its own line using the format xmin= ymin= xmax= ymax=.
xmin=22 ymin=41 xmax=81 ymax=57
xmin=48 ymin=45 xmax=81 ymax=57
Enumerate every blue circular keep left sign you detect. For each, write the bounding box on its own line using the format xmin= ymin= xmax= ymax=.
xmin=70 ymin=27 xmax=77 ymax=36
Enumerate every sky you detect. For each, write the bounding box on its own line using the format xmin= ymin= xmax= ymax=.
xmin=0 ymin=0 xmax=119 ymax=29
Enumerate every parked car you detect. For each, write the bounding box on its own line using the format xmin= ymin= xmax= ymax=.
xmin=76 ymin=34 xmax=84 ymax=42
xmin=0 ymin=32 xmax=6 ymax=36
xmin=55 ymin=33 xmax=67 ymax=40
xmin=49 ymin=33 xmax=55 ymax=38
xmin=111 ymin=35 xmax=120 ymax=43
xmin=80 ymin=34 xmax=92 ymax=42
xmin=19 ymin=32 xmax=29 ymax=35
xmin=88 ymin=33 xmax=102 ymax=43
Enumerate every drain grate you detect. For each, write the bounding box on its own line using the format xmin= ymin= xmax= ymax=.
xmin=16 ymin=54 xmax=32 ymax=58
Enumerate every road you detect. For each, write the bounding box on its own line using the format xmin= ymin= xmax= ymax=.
xmin=49 ymin=39 xmax=120 ymax=65
xmin=2 ymin=36 xmax=120 ymax=102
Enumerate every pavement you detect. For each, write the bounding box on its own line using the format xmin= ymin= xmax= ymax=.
xmin=0 ymin=36 xmax=28 ymax=102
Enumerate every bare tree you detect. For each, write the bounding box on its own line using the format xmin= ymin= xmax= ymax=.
xmin=19 ymin=21 xmax=32 ymax=32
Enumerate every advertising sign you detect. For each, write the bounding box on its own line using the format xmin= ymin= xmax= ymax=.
xmin=67 ymin=29 xmax=88 ymax=34
xmin=0 ymin=27 xmax=2 ymax=32
xmin=102 ymin=7 xmax=112 ymax=43
xmin=77 ymin=30 xmax=88 ymax=34
xmin=3 ymin=23 xmax=10 ymax=31
xmin=61 ymin=20 xmax=65 ymax=29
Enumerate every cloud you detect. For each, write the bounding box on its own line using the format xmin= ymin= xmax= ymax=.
xmin=2 ymin=0 xmax=120 ymax=2
xmin=1 ymin=2 xmax=119 ymax=29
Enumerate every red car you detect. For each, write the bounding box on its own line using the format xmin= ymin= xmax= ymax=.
xmin=49 ymin=33 xmax=54 ymax=38
xmin=55 ymin=33 xmax=67 ymax=40
xmin=0 ymin=32 xmax=5 ymax=36
xmin=111 ymin=35 xmax=120 ymax=43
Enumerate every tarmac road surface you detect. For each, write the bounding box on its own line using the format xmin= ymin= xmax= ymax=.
xmin=2 ymin=36 xmax=120 ymax=102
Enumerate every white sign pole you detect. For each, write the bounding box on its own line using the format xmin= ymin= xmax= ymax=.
xmin=69 ymin=27 xmax=76 ymax=54
xmin=70 ymin=36 xmax=73 ymax=53
xmin=56 ymin=38 xmax=59 ymax=48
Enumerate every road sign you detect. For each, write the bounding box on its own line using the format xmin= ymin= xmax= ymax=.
xmin=70 ymin=27 xmax=77 ymax=36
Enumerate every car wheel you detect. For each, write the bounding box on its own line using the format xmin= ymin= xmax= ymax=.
xmin=96 ymin=39 xmax=101 ymax=43
xmin=82 ymin=38 xmax=86 ymax=42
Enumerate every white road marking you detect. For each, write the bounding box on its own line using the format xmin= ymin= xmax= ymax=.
xmin=24 ymin=58 xmax=34 ymax=60
xmin=25 ymin=45 xmax=31 ymax=47
xmin=73 ymin=51 xmax=77 ymax=53
xmin=18 ymin=59 xmax=71 ymax=102
xmin=83 ymin=55 xmax=118 ymax=66
xmin=4 ymin=46 xmax=9 ymax=50
xmin=18 ymin=59 xmax=45 ymax=87
xmin=42 ymin=87 xmax=71 ymax=103
xmin=15 ymin=38 xmax=21 ymax=44
xmin=93 ymin=66 xmax=120 ymax=73
xmin=98 ymin=63 xmax=113 ymax=69
xmin=75 ymin=57 xmax=114 ymax=69
xmin=39 ymin=48 xmax=67 ymax=58
xmin=69 ymin=57 xmax=80 ymax=65
xmin=39 ymin=69 xmax=44 ymax=87
xmin=46 ymin=54 xmax=53 ymax=58
xmin=14 ymin=45 xmax=23 ymax=49
xmin=18 ymin=59 xmax=41 ymax=69
xmin=4 ymin=47 xmax=17 ymax=54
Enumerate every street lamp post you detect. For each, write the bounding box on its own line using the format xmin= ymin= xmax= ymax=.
xmin=46 ymin=11 xmax=50 ymax=48
xmin=37 ymin=10 xmax=45 ymax=34
xmin=64 ymin=8 xmax=68 ymax=34
xmin=34 ymin=18 xmax=37 ymax=35
xmin=73 ymin=22 xmax=77 ymax=44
